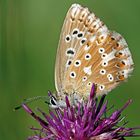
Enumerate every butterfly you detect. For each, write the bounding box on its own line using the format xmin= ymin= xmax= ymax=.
xmin=49 ymin=4 xmax=134 ymax=108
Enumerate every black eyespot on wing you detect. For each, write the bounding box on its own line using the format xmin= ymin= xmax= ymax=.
xmin=81 ymin=39 xmax=86 ymax=44
xmin=77 ymin=33 xmax=83 ymax=38
xmin=68 ymin=60 xmax=72 ymax=65
xmin=66 ymin=36 xmax=70 ymax=41
xmin=67 ymin=50 xmax=75 ymax=55
xmin=100 ymin=49 xmax=103 ymax=52
xmin=71 ymin=73 xmax=75 ymax=77
xmin=76 ymin=61 xmax=79 ymax=65
xmin=73 ymin=30 xmax=78 ymax=35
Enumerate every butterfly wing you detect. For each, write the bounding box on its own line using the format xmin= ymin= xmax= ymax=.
xmin=55 ymin=4 xmax=134 ymax=98
xmin=55 ymin=4 xmax=95 ymax=93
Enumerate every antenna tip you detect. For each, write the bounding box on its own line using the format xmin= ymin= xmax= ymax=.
xmin=13 ymin=106 xmax=22 ymax=111
xmin=44 ymin=101 xmax=50 ymax=105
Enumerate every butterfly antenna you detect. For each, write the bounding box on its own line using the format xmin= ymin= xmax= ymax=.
xmin=14 ymin=96 xmax=48 ymax=111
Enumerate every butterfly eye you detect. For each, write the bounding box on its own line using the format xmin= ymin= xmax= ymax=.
xmin=98 ymin=48 xmax=105 ymax=53
xmin=74 ymin=60 xmax=81 ymax=67
xmin=100 ymin=69 xmax=106 ymax=75
xmin=70 ymin=71 xmax=76 ymax=78
xmin=65 ymin=35 xmax=71 ymax=42
xmin=99 ymin=85 xmax=105 ymax=90
xmin=49 ymin=96 xmax=58 ymax=108
xmin=85 ymin=53 xmax=91 ymax=60
xmin=50 ymin=97 xmax=57 ymax=105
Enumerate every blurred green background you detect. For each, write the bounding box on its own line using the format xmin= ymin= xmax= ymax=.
xmin=0 ymin=0 xmax=140 ymax=139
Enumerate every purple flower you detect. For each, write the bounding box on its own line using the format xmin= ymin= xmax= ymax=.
xmin=22 ymin=85 xmax=140 ymax=140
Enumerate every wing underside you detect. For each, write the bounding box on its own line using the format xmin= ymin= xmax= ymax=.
xmin=55 ymin=4 xmax=134 ymax=98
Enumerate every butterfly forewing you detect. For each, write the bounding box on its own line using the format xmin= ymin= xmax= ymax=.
xmin=55 ymin=4 xmax=134 ymax=99
xmin=55 ymin=4 xmax=97 ymax=93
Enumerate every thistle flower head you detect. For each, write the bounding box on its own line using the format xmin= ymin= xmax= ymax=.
xmin=22 ymin=85 xmax=140 ymax=140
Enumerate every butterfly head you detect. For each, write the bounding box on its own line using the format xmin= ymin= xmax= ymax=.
xmin=48 ymin=90 xmax=88 ymax=108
